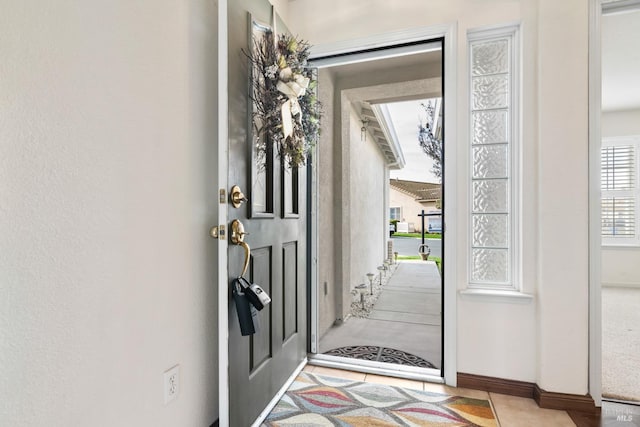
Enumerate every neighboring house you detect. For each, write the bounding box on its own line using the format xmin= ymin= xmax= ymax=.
xmin=389 ymin=179 xmax=442 ymax=233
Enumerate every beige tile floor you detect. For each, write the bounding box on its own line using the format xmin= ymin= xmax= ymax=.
xmin=303 ymin=365 xmax=577 ymax=426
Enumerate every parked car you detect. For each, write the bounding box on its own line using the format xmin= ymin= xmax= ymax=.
xmin=428 ymin=223 xmax=442 ymax=233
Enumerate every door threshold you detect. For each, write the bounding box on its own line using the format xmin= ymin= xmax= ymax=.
xmin=602 ymin=398 xmax=640 ymax=407
xmin=308 ymin=353 xmax=444 ymax=384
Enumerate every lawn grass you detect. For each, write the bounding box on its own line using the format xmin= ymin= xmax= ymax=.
xmin=396 ymin=255 xmax=421 ymax=260
xmin=392 ymin=232 xmax=441 ymax=239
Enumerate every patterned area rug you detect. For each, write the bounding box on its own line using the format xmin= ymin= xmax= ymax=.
xmin=262 ymin=372 xmax=498 ymax=426
xmin=324 ymin=345 xmax=436 ymax=369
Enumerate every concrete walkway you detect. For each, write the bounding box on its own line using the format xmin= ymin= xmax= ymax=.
xmin=319 ymin=260 xmax=442 ymax=368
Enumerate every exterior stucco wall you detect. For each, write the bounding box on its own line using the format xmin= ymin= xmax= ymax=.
xmin=317 ymin=69 xmax=339 ymax=338
xmin=347 ymin=104 xmax=388 ymax=296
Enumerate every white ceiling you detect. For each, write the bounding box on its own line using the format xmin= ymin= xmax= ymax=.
xmin=602 ymin=8 xmax=640 ymax=112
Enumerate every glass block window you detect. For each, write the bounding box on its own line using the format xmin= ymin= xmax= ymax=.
xmin=468 ymin=25 xmax=519 ymax=289
xmin=602 ymin=137 xmax=640 ymax=246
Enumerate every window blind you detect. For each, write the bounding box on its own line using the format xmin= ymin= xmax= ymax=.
xmin=601 ymin=141 xmax=638 ymax=242
xmin=602 ymin=145 xmax=634 ymax=190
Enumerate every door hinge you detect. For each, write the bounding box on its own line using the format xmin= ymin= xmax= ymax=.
xmin=219 ymin=188 xmax=226 ymax=204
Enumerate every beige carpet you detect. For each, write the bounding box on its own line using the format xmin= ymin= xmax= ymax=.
xmin=602 ymin=286 xmax=640 ymax=402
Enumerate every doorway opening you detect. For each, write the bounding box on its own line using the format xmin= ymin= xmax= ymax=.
xmin=600 ymin=1 xmax=640 ymax=406
xmin=307 ymin=38 xmax=446 ymax=381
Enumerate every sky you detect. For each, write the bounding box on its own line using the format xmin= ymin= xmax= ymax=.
xmin=385 ymin=99 xmax=440 ymax=184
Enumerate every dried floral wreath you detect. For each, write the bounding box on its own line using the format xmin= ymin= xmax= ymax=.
xmin=246 ymin=31 xmax=321 ymax=168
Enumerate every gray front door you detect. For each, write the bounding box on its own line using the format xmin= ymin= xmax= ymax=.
xmin=227 ymin=2 xmax=307 ymax=425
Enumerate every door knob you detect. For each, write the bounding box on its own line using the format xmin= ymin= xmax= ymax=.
xmin=230 ymin=219 xmax=249 ymax=244
xmin=209 ymin=225 xmax=226 ymax=240
xmin=230 ymin=185 xmax=248 ymax=208
xmin=230 ymin=219 xmax=250 ymax=277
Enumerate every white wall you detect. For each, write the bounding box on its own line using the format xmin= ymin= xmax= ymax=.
xmin=0 ymin=1 xmax=219 ymax=425
xmin=269 ymin=0 xmax=290 ymax=24
xmin=347 ymin=104 xmax=387 ymax=293
xmin=289 ymin=0 xmax=590 ymax=394
xmin=601 ymin=108 xmax=640 ymax=288
xmin=536 ymin=0 xmax=589 ymax=395
xmin=603 ymin=109 xmax=640 ymax=137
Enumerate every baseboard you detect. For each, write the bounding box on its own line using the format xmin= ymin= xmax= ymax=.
xmin=602 ymin=281 xmax=640 ymax=289
xmin=457 ymin=373 xmax=597 ymax=413
xmin=457 ymin=373 xmax=534 ymax=398
xmin=534 ymin=384 xmax=597 ymax=414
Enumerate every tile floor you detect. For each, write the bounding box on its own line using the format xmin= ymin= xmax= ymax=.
xmin=303 ymin=364 xmax=577 ymax=426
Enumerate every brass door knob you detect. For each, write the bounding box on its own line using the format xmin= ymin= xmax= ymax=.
xmin=230 ymin=219 xmax=249 ymax=244
xmin=230 ymin=219 xmax=250 ymax=277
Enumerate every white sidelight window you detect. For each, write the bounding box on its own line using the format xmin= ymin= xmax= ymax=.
xmin=468 ymin=24 xmax=520 ymax=290
xmin=602 ymin=137 xmax=640 ymax=246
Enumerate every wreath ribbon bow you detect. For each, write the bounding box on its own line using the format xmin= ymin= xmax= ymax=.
xmin=277 ymin=67 xmax=310 ymax=139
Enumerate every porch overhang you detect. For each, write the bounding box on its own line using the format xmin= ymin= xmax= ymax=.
xmin=361 ymin=102 xmax=406 ymax=170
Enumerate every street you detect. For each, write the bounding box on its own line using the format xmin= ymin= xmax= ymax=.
xmin=390 ymin=236 xmax=442 ymax=258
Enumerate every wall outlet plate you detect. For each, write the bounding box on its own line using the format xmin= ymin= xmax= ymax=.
xmin=163 ymin=365 xmax=180 ymax=405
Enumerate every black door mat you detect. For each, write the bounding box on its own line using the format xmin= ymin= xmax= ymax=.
xmin=323 ymin=345 xmax=436 ymax=368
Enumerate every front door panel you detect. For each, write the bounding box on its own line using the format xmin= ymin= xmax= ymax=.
xmin=227 ymin=2 xmax=307 ymax=425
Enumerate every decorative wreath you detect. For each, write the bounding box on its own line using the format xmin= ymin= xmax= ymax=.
xmin=246 ymin=31 xmax=321 ymax=168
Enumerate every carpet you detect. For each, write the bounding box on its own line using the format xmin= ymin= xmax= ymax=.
xmin=602 ymin=287 xmax=640 ymax=402
xmin=262 ymin=372 xmax=498 ymax=426
xmin=324 ymin=345 xmax=436 ymax=369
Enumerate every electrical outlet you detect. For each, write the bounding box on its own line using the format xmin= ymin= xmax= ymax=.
xmin=163 ymin=365 xmax=180 ymax=405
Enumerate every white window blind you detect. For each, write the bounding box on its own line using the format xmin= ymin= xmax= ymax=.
xmin=602 ymin=138 xmax=639 ymax=245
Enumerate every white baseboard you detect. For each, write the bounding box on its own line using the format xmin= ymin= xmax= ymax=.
xmin=602 ymin=282 xmax=640 ymax=289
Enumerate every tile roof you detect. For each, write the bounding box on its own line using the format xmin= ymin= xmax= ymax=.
xmin=390 ymin=178 xmax=442 ymax=201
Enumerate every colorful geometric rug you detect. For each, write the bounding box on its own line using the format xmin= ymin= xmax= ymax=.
xmin=324 ymin=345 xmax=436 ymax=368
xmin=262 ymin=372 xmax=498 ymax=426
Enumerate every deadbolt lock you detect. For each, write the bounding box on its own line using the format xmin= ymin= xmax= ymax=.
xmin=230 ymin=185 xmax=248 ymax=209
